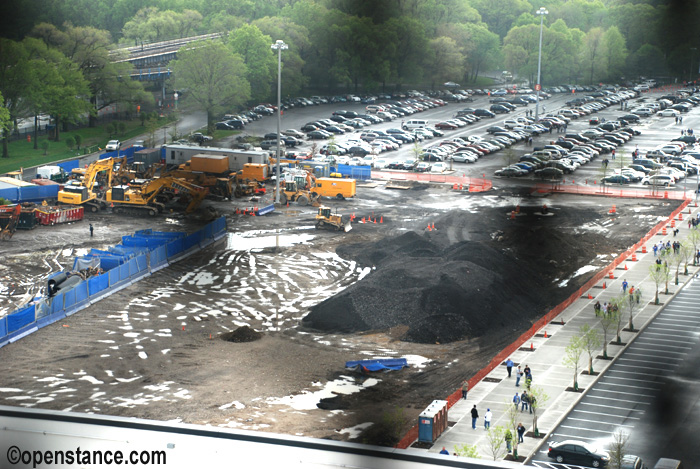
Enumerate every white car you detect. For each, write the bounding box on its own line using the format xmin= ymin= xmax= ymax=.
xmin=642 ymin=174 xmax=675 ymax=186
xmin=657 ymin=109 xmax=680 ymax=118
xmin=430 ymin=162 xmax=448 ymax=173
xmin=105 ymin=140 xmax=121 ymax=151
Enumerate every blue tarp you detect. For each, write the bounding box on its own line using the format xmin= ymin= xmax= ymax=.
xmin=336 ymin=164 xmax=371 ymax=180
xmin=56 ymin=160 xmax=80 ymax=172
xmin=7 ymin=305 xmax=36 ymax=333
xmin=345 ymin=358 xmax=409 ymax=372
xmin=0 ymin=316 xmax=6 ymax=338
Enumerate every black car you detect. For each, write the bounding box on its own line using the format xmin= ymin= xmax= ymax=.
xmin=473 ymin=108 xmax=495 ymax=118
xmin=547 ymin=440 xmax=609 ymax=467
xmin=619 ymin=114 xmax=640 ymax=123
xmin=215 ymin=122 xmax=236 ymax=130
xmin=301 ymin=124 xmax=319 ymax=132
xmin=282 ymin=136 xmax=300 ymax=147
xmin=264 ymin=132 xmax=279 ymax=140
xmin=490 ymin=104 xmax=511 ymax=114
xmin=535 ymin=167 xmax=564 ymax=179
xmin=487 ymin=126 xmax=508 ymax=134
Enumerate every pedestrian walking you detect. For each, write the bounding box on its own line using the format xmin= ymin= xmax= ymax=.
xmin=634 ymin=288 xmax=641 ymax=304
xmin=517 ymin=423 xmax=526 ymax=443
xmin=529 ymin=394 xmax=536 ymax=414
xmin=484 ymin=408 xmax=492 ymax=430
xmin=439 ymin=447 xmax=449 ymax=455
xmin=622 ymin=279 xmax=628 ymax=293
xmin=515 ymin=366 xmax=523 ymax=387
xmin=611 ymin=149 xmax=616 ymax=160
xmin=89 ymin=223 xmax=94 ymax=237
xmin=523 ymin=365 xmax=531 ymax=379
xmin=594 ymin=301 xmax=601 ymax=315
xmin=513 ymin=392 xmax=520 ymax=408
xmin=520 ymin=391 xmax=529 ymax=412
xmin=471 ymin=405 xmax=479 ymax=430
xmin=506 ymin=358 xmax=514 ymax=378
xmin=505 ymin=429 xmax=513 ymax=453
xmin=653 ymin=244 xmax=658 ymax=257
xmin=462 ymin=380 xmax=468 ymax=400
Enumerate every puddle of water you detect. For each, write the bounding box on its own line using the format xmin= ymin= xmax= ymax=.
xmin=226 ymin=232 xmax=316 ymax=251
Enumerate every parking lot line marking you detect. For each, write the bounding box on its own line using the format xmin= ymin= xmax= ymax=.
xmin=586 ymin=388 xmax=656 ymax=398
xmin=595 ymin=381 xmax=661 ymax=391
xmin=576 ymin=402 xmax=646 ymax=413
xmin=583 ymin=394 xmax=652 ymax=405
xmin=615 ymin=357 xmax=680 ymax=367
xmin=597 ymin=375 xmax=660 ymax=384
xmin=560 ymin=424 xmax=624 ymax=434
xmin=573 ymin=408 xmax=642 ymax=419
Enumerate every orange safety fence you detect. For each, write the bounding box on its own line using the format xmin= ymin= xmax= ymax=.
xmin=396 ymin=197 xmax=690 ymax=450
xmin=371 ymin=170 xmax=493 ymax=192
xmin=532 ymin=183 xmax=690 ymax=200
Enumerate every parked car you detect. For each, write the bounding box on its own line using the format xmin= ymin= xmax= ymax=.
xmin=657 ymin=109 xmax=680 ymax=118
xmin=642 ymin=174 xmax=675 ymax=186
xmin=547 ymin=440 xmax=610 ymax=467
xmin=307 ymin=130 xmax=331 ymax=140
xmin=494 ymin=167 xmax=523 ymax=177
xmin=435 ymin=121 xmax=458 ymax=130
xmin=473 ymin=109 xmax=496 ymax=118
xmin=602 ymin=174 xmax=631 ymax=184
xmin=535 ymin=167 xmax=564 ymax=179
xmin=415 ymin=162 xmax=431 ymax=172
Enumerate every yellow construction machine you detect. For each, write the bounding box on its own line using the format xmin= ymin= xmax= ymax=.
xmin=315 ymin=206 xmax=352 ymax=232
xmin=274 ymin=169 xmax=320 ymax=206
xmin=57 ymin=157 xmax=119 ymax=211
xmin=162 ymin=169 xmax=234 ymax=200
xmin=0 ymin=204 xmax=22 ymax=240
xmin=105 ymin=177 xmax=208 ymax=216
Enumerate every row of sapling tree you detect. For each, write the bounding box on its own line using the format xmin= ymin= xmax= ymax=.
xmin=452 ymin=231 xmax=700 ymax=462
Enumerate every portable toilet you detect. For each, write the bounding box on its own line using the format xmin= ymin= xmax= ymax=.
xmin=418 ymin=399 xmax=448 ymax=443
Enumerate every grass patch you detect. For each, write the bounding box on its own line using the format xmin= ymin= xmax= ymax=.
xmin=1 ymin=115 xmax=176 ymax=175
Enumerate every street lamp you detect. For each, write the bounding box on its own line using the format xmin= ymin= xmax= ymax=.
xmin=271 ymin=39 xmax=288 ymax=204
xmin=535 ymin=7 xmax=548 ymax=121
xmin=690 ymin=47 xmax=697 ymax=83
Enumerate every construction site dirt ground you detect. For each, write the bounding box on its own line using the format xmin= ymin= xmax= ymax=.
xmin=0 ymin=183 xmax=682 ymax=445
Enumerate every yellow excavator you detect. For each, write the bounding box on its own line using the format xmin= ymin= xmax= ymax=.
xmin=57 ymin=157 xmax=119 ymax=212
xmin=161 ymin=168 xmax=234 ymax=200
xmin=315 ymin=206 xmax=352 ymax=232
xmin=104 ymin=177 xmax=208 ymax=216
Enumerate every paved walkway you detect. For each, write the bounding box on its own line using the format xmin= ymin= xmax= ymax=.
xmin=416 ymin=200 xmax=700 ymax=464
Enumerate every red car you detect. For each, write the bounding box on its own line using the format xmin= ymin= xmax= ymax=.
xmin=435 ymin=122 xmax=458 ymax=130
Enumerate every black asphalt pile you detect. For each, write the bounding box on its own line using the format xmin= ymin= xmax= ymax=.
xmin=303 ymin=204 xmax=664 ymax=344
xmin=220 ymin=326 xmax=263 ymax=342
xmin=302 ymin=206 xmax=574 ymax=343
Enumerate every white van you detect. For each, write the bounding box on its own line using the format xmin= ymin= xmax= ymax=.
xmin=402 ymin=119 xmax=429 ymax=130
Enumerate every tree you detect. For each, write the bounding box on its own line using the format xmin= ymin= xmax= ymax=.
xmin=0 ymin=92 xmax=11 ymax=142
xmin=424 ymin=36 xmax=463 ymax=90
xmin=626 ymin=285 xmax=641 ymax=331
xmin=680 ymin=241 xmax=693 ymax=275
xmin=528 ymin=385 xmax=549 ymax=437
xmin=31 ymin=23 xmax=150 ymax=128
xmin=687 ymin=226 xmax=700 ymax=265
xmin=505 ymin=397 xmax=522 ymax=459
xmin=582 ymin=27 xmax=605 ymax=84
xmin=580 ymin=323 xmax=601 ymax=374
xmin=486 ymin=425 xmax=508 ymax=461
xmin=596 ymin=302 xmax=618 ymax=359
xmin=563 ymin=333 xmax=584 ymax=391
xmin=228 ymin=24 xmax=276 ymax=103
xmin=649 ymin=262 xmax=670 ymax=305
xmin=610 ymin=295 xmax=625 ymax=344
xmin=668 ymin=248 xmax=683 ymax=285
xmin=0 ymin=38 xmax=35 ymax=158
xmin=602 ymin=26 xmax=628 ymax=83
xmin=608 ymin=429 xmax=630 ymax=469
xmin=454 ymin=443 xmax=479 ymax=458
xmin=171 ymin=40 xmax=251 ymax=135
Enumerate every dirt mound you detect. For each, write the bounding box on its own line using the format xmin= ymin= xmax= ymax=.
xmin=220 ymin=326 xmax=263 ymax=343
xmin=303 ymin=206 xmax=643 ymax=344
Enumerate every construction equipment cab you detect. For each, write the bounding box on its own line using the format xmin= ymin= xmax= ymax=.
xmin=57 ymin=157 xmax=118 ymax=211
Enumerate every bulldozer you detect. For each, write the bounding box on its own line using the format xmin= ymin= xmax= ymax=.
xmin=105 ymin=177 xmax=208 ymax=216
xmin=315 ymin=206 xmax=352 ymax=232
xmin=0 ymin=204 xmax=22 ymax=240
xmin=162 ymin=168 xmax=234 ymax=200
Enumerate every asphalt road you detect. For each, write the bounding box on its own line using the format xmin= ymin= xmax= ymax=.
xmin=528 ymin=276 xmax=700 ymax=468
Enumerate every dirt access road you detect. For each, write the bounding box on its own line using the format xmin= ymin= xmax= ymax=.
xmin=0 ymin=183 xmax=679 ymax=444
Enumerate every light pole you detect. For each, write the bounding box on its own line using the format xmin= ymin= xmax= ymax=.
xmin=690 ymin=47 xmax=697 ymax=83
xmin=535 ymin=7 xmax=548 ymax=121
xmin=271 ymin=39 xmax=288 ymax=204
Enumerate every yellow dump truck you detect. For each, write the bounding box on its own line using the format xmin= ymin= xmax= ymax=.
xmin=312 ymin=178 xmax=356 ymax=200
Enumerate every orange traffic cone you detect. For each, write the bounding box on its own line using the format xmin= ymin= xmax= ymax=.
xmin=530 ymin=343 xmax=534 ymax=350
xmin=588 ymin=293 xmax=593 ymax=299
xmin=608 ymin=271 xmax=614 ymax=279
xmin=603 ymin=282 xmax=607 ymax=289
xmin=632 ymin=253 xmax=637 ymax=261
xmin=624 ymin=264 xmax=628 ymax=270
xmin=432 ymin=223 xmax=435 ymax=230
xmin=428 ymin=225 xmax=432 ymax=231
xmin=544 ymin=331 xmax=548 ymax=338
xmin=642 ymin=245 xmax=647 ymax=253
xmin=373 ymin=218 xmax=377 ymax=224
xmin=380 ymin=216 xmax=383 ymax=223
xmin=679 ymin=213 xmax=684 ymax=221
xmin=361 ymin=217 xmax=366 ymax=223
xmin=671 ymin=220 xmax=676 ymax=228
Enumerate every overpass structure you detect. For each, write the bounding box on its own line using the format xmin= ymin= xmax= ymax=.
xmin=110 ymin=32 xmax=224 ymax=81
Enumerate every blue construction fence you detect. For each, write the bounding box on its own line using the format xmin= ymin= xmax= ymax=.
xmin=334 ymin=164 xmax=371 ymax=180
xmin=0 ymin=216 xmax=227 ymax=348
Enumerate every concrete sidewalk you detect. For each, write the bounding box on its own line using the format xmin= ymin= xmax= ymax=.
xmin=415 ymin=201 xmax=700 ymax=463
